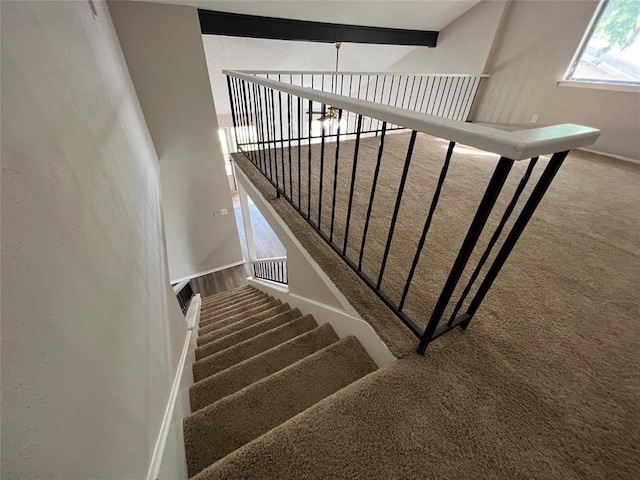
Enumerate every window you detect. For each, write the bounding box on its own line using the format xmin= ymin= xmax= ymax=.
xmin=565 ymin=0 xmax=640 ymax=87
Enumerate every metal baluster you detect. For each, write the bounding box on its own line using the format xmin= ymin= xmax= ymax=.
xmin=437 ymin=77 xmax=452 ymax=117
xmin=277 ymin=81 xmax=286 ymax=196
xmin=270 ymin=88 xmax=280 ymax=191
xmin=298 ymin=95 xmax=302 ymax=209
xmin=318 ymin=104 xmax=327 ymax=229
xmin=226 ymin=76 xmax=240 ymax=156
xmin=343 ymin=114 xmax=364 ymax=255
xmin=461 ymin=151 xmax=569 ymax=331
xmin=377 ymin=131 xmax=418 ymax=289
xmin=446 ymin=77 xmax=462 ymax=119
xmin=453 ymin=77 xmax=471 ymax=121
xmin=287 ymin=93 xmax=293 ymax=200
xmin=450 ymin=157 xmax=539 ymax=323
xmin=358 ymin=122 xmax=387 ymax=271
xmin=399 ymin=141 xmax=455 ymax=311
xmin=329 ymin=109 xmax=343 ymax=243
xmin=261 ymin=86 xmax=273 ymax=181
xmin=462 ymin=77 xmax=481 ymax=121
xmin=418 ymin=157 xmax=514 ymax=354
xmin=307 ymin=99 xmax=313 ymax=219
xmin=412 ymin=76 xmax=423 ymax=112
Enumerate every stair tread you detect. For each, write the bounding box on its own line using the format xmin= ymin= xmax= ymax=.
xmin=192 ymin=315 xmax=317 ymax=383
xmin=199 ymin=302 xmax=288 ymax=337
xmin=189 ymin=323 xmax=339 ymax=412
xmin=200 ymin=298 xmax=282 ymax=330
xmin=199 ymin=295 xmax=274 ymax=325
xmin=184 ymin=336 xmax=378 ymax=477
xmin=195 ymin=307 xmax=302 ymax=360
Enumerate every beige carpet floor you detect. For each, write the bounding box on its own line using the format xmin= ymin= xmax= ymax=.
xmin=231 ymin=132 xmax=640 ymax=478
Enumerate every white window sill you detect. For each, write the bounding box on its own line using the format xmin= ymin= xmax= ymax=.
xmin=557 ymin=79 xmax=640 ymax=93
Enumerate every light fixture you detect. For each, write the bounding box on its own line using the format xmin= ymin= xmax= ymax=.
xmin=309 ymin=42 xmax=342 ymax=128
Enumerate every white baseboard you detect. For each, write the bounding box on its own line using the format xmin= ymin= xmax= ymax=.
xmin=170 ymin=260 xmax=246 ymax=285
xmin=146 ymin=295 xmax=201 ymax=480
xmin=578 ymin=147 xmax=639 ymax=165
xmin=248 ymin=278 xmax=395 ymax=368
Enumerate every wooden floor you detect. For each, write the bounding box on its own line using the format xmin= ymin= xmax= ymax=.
xmin=189 ymin=194 xmax=286 ymax=298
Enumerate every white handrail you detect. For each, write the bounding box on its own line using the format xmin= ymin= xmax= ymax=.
xmin=224 ymin=70 xmax=600 ymax=160
xmin=234 ymin=70 xmax=490 ymax=78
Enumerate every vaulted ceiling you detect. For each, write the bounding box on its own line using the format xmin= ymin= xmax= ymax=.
xmin=139 ymin=0 xmax=482 ymax=30
xmin=136 ymin=0 xmax=483 ymax=117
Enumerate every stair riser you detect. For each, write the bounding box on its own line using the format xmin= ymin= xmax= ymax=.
xmin=199 ymin=299 xmax=282 ymax=329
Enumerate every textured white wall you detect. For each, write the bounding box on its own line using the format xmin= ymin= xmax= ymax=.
xmin=474 ymin=0 xmax=640 ymax=160
xmin=109 ymin=1 xmax=244 ymax=282
xmin=1 ymin=1 xmax=187 ymax=479
xmin=387 ymin=0 xmax=507 ymax=74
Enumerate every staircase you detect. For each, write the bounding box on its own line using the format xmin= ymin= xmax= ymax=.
xmin=184 ymin=285 xmax=379 ymax=478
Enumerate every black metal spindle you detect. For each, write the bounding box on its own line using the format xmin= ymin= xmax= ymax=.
xmin=429 ymin=77 xmax=442 ymax=115
xmin=461 ymin=77 xmax=480 ymax=121
xmin=412 ymin=76 xmax=424 ymax=111
xmin=370 ymin=75 xmax=379 ymax=132
xmin=329 ymin=108 xmax=343 ymax=243
xmin=261 ymin=86 xmax=273 ymax=180
xmin=277 ymin=84 xmax=286 ymax=196
xmin=399 ymin=141 xmax=456 ymax=311
xmin=307 ymin=99 xmax=313 ymax=219
xmin=437 ymin=77 xmax=452 ymax=117
xmin=253 ymin=83 xmax=266 ymax=172
xmin=240 ymin=80 xmax=255 ymax=163
xmin=318 ymin=104 xmax=327 ymax=229
xmin=376 ymin=131 xmax=418 ymax=289
xmin=359 ymin=122 xmax=387 ymax=270
xmin=402 ymin=75 xmax=412 ymax=110
xmin=394 ymin=75 xmax=402 ymax=108
xmin=445 ymin=77 xmax=461 ymax=119
xmin=407 ymin=76 xmax=417 ymax=110
xmin=270 ymin=88 xmax=280 ymax=190
xmin=342 ymin=114 xmax=364 ymax=255
xmin=450 ymin=156 xmax=539 ymax=323
xmin=418 ymin=157 xmax=514 ymax=354
xmin=298 ymin=96 xmax=302 ymax=208
xmin=287 ymin=92 xmax=293 ymax=199
xmin=226 ymin=76 xmax=240 ymax=155
xmin=418 ymin=76 xmax=431 ymax=112
xmin=460 ymin=151 xmax=569 ymax=331
xmin=453 ymin=77 xmax=470 ymax=121
xmin=232 ymin=79 xmax=246 ymax=149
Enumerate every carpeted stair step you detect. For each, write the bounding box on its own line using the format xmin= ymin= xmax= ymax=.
xmin=192 ymin=315 xmax=317 ymax=382
xmin=198 ymin=302 xmax=288 ymax=337
xmin=200 ymin=294 xmax=274 ymax=325
xmin=197 ymin=307 xmax=301 ymax=349
xmin=195 ymin=308 xmax=302 ymax=360
xmin=199 ymin=299 xmax=282 ymax=330
xmin=200 ymin=285 xmax=255 ymax=306
xmin=200 ymin=292 xmax=270 ymax=319
xmin=189 ymin=323 xmax=340 ymax=412
xmin=184 ymin=336 xmax=378 ymax=477
xmin=200 ymin=290 xmax=265 ymax=314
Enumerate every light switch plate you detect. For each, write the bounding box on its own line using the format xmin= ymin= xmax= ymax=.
xmin=220 ymin=209 xmax=228 ymax=215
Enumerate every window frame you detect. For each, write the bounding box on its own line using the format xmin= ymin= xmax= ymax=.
xmin=562 ymin=0 xmax=640 ymax=90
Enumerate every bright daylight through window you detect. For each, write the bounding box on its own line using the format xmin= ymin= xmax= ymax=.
xmin=565 ymin=0 xmax=640 ymax=86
